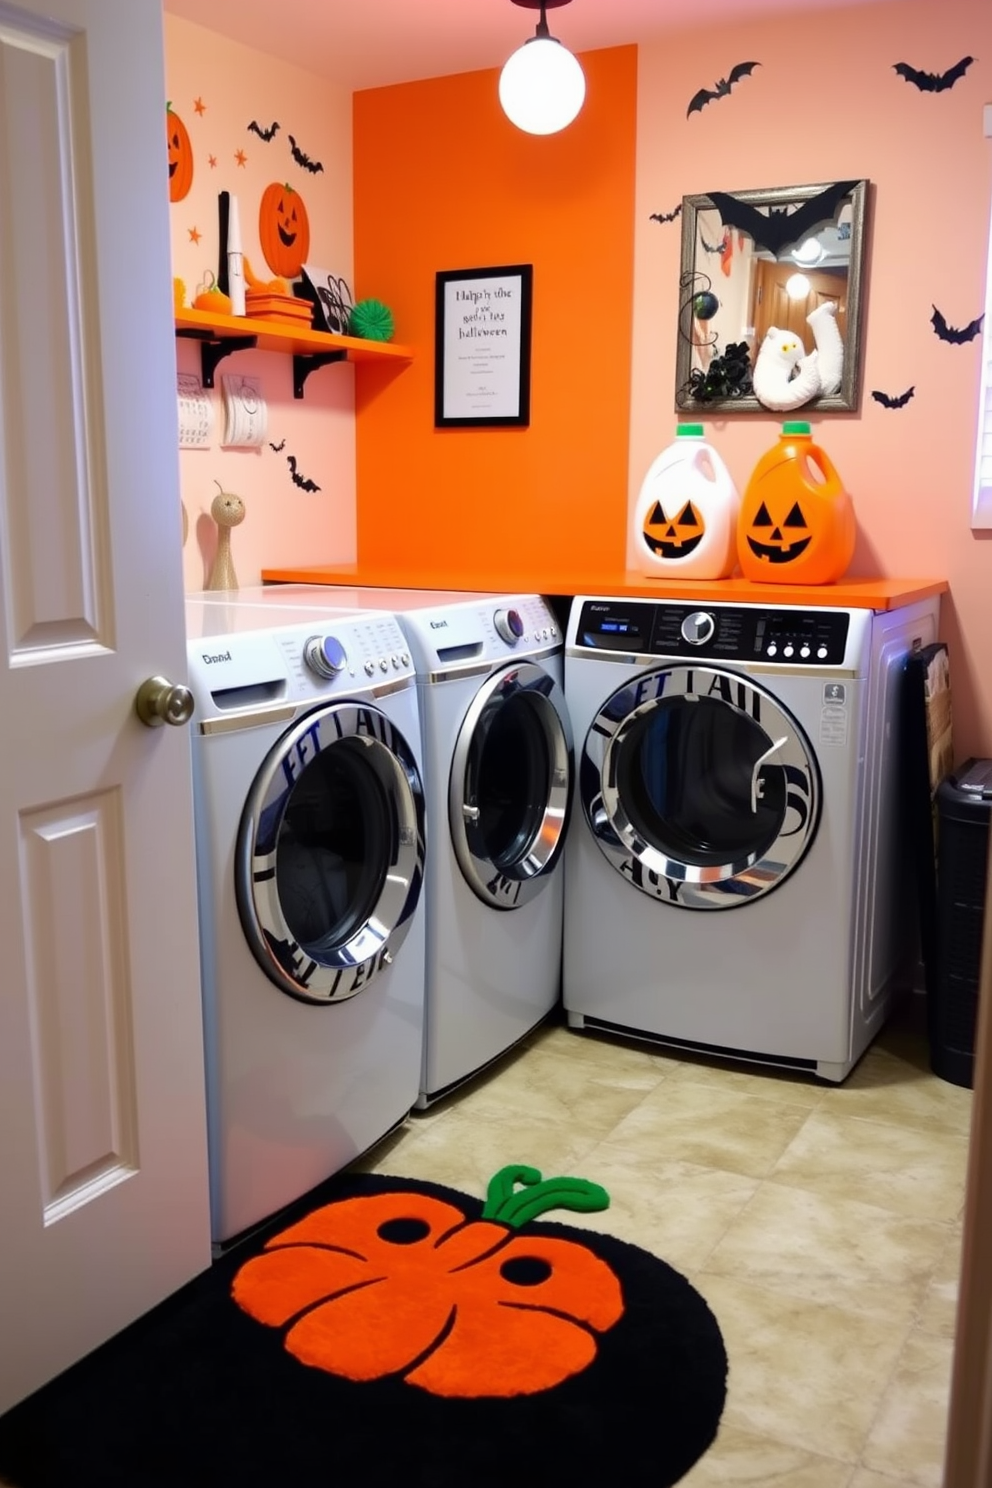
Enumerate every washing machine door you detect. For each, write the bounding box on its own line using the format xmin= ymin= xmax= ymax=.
xmin=580 ymin=663 xmax=820 ymax=908
xmin=236 ymin=699 xmax=426 ymax=1004
xmin=449 ymin=660 xmax=573 ymax=909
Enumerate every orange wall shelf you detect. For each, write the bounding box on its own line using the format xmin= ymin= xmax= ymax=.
xmin=175 ymin=308 xmax=413 ymax=398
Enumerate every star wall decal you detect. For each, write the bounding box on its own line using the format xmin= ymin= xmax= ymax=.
xmin=193 ymin=97 xmax=206 ymax=115
xmin=188 ymin=225 xmax=201 ymax=244
xmin=208 ymin=154 xmax=218 ymax=168
xmin=234 ymin=148 xmax=247 ymax=167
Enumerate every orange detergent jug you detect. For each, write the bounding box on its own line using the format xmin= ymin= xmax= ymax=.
xmin=736 ymin=421 xmax=856 ymax=585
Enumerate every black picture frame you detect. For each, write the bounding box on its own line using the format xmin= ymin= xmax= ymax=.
xmin=434 ymin=264 xmax=532 ymax=428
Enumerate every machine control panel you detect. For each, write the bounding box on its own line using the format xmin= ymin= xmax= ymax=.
xmin=577 ymin=600 xmax=851 ymax=665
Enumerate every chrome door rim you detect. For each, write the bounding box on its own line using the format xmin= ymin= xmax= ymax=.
xmin=449 ymin=661 xmax=573 ymax=909
xmin=236 ymin=701 xmax=425 ymax=1002
xmin=581 ymin=664 xmax=820 ymax=909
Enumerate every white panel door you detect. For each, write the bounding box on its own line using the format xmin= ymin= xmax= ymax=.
xmin=0 ymin=0 xmax=210 ymax=1412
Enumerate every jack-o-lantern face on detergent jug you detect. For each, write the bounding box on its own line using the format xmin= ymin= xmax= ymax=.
xmin=737 ymin=422 xmax=856 ymax=586
xmin=632 ymin=424 xmax=740 ymax=580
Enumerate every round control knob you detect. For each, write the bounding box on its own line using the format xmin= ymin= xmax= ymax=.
xmin=680 ymin=610 xmax=715 ymax=646
xmin=494 ymin=608 xmax=525 ymax=645
xmin=303 ymin=634 xmax=347 ymax=679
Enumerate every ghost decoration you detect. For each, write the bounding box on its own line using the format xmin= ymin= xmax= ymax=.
xmin=752 ymin=301 xmax=845 ymax=412
xmin=806 ymin=301 xmax=844 ymax=395
xmin=752 ymin=328 xmax=822 ymax=411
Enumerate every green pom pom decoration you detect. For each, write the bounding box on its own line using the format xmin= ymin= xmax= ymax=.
xmin=348 ymin=298 xmax=394 ymax=342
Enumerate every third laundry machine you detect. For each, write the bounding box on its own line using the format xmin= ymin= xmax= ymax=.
xmin=214 ymin=585 xmax=574 ymax=1105
xmin=185 ymin=594 xmax=427 ymax=1244
xmin=562 ymin=593 xmax=940 ymax=1081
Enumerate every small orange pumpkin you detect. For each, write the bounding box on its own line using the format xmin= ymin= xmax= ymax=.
xmin=642 ymin=499 xmax=706 ymax=560
xmin=166 ymin=103 xmax=193 ymax=203
xmin=232 ymin=1165 xmax=623 ymax=1399
xmin=258 ymin=182 xmax=310 ymax=279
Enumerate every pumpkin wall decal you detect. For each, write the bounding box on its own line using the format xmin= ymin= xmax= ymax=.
xmin=166 ymin=102 xmax=193 ymax=203
xmin=642 ymin=499 xmax=706 ymax=561
xmin=232 ymin=1165 xmax=623 ymax=1399
xmin=258 ymin=182 xmax=310 ymax=279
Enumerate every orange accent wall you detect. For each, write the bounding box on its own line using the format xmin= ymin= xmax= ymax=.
xmin=352 ymin=47 xmax=638 ymax=579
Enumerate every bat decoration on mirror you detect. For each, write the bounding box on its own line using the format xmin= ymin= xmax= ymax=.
xmin=687 ymin=61 xmax=760 ymax=117
xmin=248 ymin=120 xmax=280 ymax=142
xmin=699 ymin=234 xmax=727 ymax=256
xmin=287 ymin=454 xmax=321 ymax=493
xmin=871 ymin=386 xmax=915 ymax=409
xmin=268 ymin=438 xmax=286 ymax=452
xmin=931 ymin=306 xmax=985 ymax=345
xmin=649 ymin=204 xmax=682 ymax=224
xmin=706 ymin=180 xmax=858 ymax=259
xmin=893 ymin=56 xmax=974 ymax=92
xmin=288 ymin=134 xmax=324 ymax=175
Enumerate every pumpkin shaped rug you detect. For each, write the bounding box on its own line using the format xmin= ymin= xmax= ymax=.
xmin=0 ymin=1167 xmax=727 ymax=1488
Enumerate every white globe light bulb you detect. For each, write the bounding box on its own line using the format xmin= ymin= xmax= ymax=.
xmin=499 ymin=36 xmax=586 ymax=135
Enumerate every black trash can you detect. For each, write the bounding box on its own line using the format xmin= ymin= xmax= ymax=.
xmin=932 ymin=759 xmax=992 ymax=1088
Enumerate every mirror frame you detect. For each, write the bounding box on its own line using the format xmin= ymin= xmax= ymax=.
xmin=674 ymin=179 xmax=869 ymax=416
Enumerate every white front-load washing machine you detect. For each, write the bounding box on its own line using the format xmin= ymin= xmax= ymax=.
xmin=201 ymin=585 xmax=573 ymax=1106
xmin=185 ymin=596 xmax=427 ymax=1244
xmin=563 ymin=593 xmax=940 ymax=1081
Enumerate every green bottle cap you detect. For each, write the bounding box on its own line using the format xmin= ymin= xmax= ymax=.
xmin=676 ymin=423 xmax=705 ymax=437
xmin=781 ymin=420 xmax=812 ymax=435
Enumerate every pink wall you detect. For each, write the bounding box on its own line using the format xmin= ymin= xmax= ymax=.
xmin=629 ymin=0 xmax=992 ymax=753
xmin=164 ymin=14 xmax=359 ymax=591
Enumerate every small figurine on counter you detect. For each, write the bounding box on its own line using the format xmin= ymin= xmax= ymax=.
xmin=206 ymin=481 xmax=245 ymax=591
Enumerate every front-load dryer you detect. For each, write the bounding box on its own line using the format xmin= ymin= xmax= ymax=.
xmin=202 ymin=585 xmax=573 ymax=1106
xmin=562 ymin=593 xmax=940 ymax=1081
xmin=184 ymin=596 xmax=427 ymax=1244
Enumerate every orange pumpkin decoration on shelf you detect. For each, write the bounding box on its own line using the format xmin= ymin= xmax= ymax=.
xmin=166 ymin=102 xmax=193 ymax=203
xmin=232 ymin=1164 xmax=623 ymax=1399
xmin=736 ymin=421 xmax=856 ymax=585
xmin=258 ymin=182 xmax=310 ymax=279
xmin=642 ymin=500 xmax=706 ymax=561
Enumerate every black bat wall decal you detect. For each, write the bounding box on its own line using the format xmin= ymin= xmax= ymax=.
xmin=687 ymin=61 xmax=759 ymax=117
xmin=871 ymin=386 xmax=915 ymax=409
xmin=288 ymin=134 xmax=324 ymax=175
xmin=248 ymin=119 xmax=280 ymax=141
xmin=893 ymin=56 xmax=975 ymax=93
xmin=268 ymin=438 xmax=285 ymax=452
xmin=706 ymin=180 xmax=857 ymax=259
xmin=931 ymin=306 xmax=984 ymax=345
xmin=287 ymin=455 xmax=320 ymax=493
xmin=649 ymin=204 xmax=682 ymax=224
xmin=699 ymin=233 xmax=726 ymax=256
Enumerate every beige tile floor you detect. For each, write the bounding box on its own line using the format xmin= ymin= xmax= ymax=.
xmin=353 ymin=993 xmax=974 ymax=1487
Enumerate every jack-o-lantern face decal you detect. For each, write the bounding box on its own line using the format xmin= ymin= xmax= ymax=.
xmin=232 ymin=1166 xmax=623 ymax=1398
xmin=745 ymin=500 xmax=811 ymax=565
xmin=259 ymin=182 xmax=311 ymax=279
xmin=166 ymin=104 xmax=193 ymax=203
xmin=642 ymin=499 xmax=705 ymax=560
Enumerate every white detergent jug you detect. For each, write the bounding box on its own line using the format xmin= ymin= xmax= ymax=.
xmin=633 ymin=424 xmax=740 ymax=580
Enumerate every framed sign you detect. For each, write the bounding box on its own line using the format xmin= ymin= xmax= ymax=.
xmin=435 ymin=264 xmax=532 ymax=427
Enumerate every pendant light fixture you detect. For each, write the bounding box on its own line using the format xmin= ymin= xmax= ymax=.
xmin=499 ymin=0 xmax=586 ymax=136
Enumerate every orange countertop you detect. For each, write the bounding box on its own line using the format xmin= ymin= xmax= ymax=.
xmin=261 ymin=564 xmax=948 ymax=613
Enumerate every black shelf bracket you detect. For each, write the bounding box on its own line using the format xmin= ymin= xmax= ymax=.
xmin=176 ymin=329 xmax=258 ymax=388
xmin=293 ymin=350 xmax=347 ymax=399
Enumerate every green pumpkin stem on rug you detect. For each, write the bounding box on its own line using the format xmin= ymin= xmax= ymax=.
xmin=481 ymin=1165 xmax=610 ymax=1229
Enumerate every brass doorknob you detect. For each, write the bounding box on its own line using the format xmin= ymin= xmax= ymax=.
xmin=135 ymin=675 xmax=194 ymax=728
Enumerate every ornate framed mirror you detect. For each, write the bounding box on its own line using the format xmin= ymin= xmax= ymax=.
xmin=674 ymin=179 xmax=869 ymax=416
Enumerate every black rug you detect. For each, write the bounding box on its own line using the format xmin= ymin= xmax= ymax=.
xmin=0 ymin=1166 xmax=727 ymax=1488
